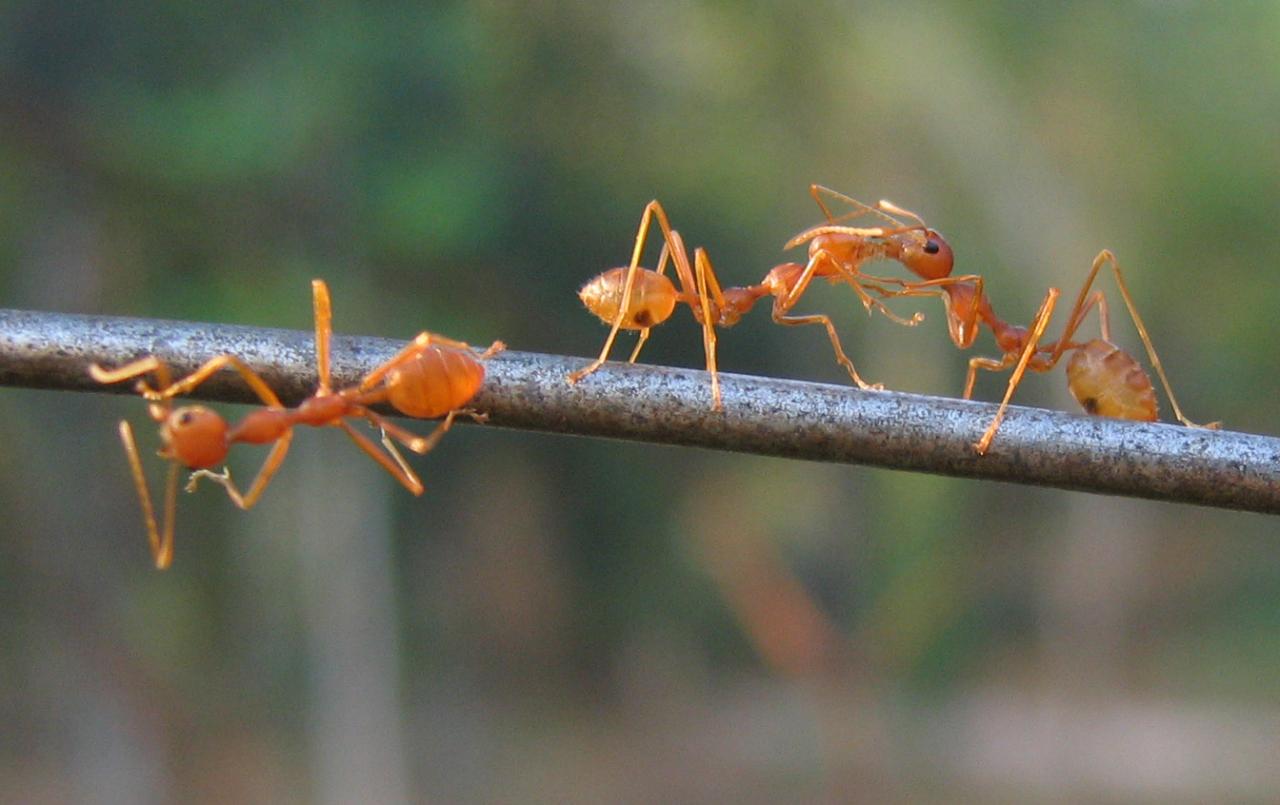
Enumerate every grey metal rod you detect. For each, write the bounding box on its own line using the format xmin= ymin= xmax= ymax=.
xmin=0 ymin=307 xmax=1277 ymax=514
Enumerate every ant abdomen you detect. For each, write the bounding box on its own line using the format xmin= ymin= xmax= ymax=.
xmin=579 ymin=267 xmax=678 ymax=330
xmin=1066 ymin=339 xmax=1158 ymax=421
xmin=386 ymin=347 xmax=486 ymax=419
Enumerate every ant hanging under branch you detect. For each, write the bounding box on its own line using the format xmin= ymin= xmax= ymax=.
xmin=91 ymin=279 xmax=503 ymax=568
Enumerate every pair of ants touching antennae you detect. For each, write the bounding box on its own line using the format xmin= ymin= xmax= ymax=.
xmin=569 ymin=185 xmax=1218 ymax=453
xmin=91 ymin=280 xmax=503 ymax=568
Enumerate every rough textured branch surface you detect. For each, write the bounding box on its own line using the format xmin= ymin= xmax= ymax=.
xmin=0 ymin=307 xmax=1277 ymax=514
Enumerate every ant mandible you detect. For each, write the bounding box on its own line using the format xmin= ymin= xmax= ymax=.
xmin=90 ymin=279 xmax=504 ymax=568
xmin=800 ymin=187 xmax=1216 ymax=452
xmin=567 ymin=198 xmax=927 ymax=409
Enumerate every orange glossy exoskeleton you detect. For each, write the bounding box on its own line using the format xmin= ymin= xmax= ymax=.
xmin=568 ymin=197 xmax=929 ymax=408
xmin=91 ymin=279 xmax=503 ymax=568
xmin=803 ymin=187 xmax=1216 ymax=452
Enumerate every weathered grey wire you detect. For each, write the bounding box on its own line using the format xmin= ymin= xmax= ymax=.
xmin=0 ymin=307 xmax=1277 ymax=514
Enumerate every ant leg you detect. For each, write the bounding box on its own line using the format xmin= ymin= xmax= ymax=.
xmin=663 ymin=232 xmax=731 ymax=410
xmin=857 ymin=284 xmax=924 ymax=327
xmin=771 ymin=252 xmax=883 ymax=389
xmin=116 ymin=420 xmax=179 ymax=569
xmin=1039 ymin=291 xmax=1106 ymax=357
xmin=866 ymin=282 xmax=950 ymax=328
xmin=187 ymin=431 xmax=295 ymax=510
xmin=786 ymin=248 xmax=923 ymax=327
xmin=818 ymin=254 xmax=927 ymax=327
xmin=357 ymin=331 xmax=487 ymax=391
xmin=158 ymin=460 xmax=179 ymax=569
xmin=335 ymin=419 xmax=425 ymax=495
xmin=776 ymin=251 xmax=829 ymax=312
xmin=1093 ymin=250 xmax=1218 ymax=429
xmin=843 ymin=275 xmax=921 ymax=324
xmin=567 ymin=201 xmax=671 ymax=386
xmin=357 ymin=333 xmax=506 ymax=393
xmin=621 ymin=235 xmax=685 ymax=372
xmin=566 ymin=271 xmax=642 ymax=382
xmin=312 ymin=279 xmax=333 ymax=394
xmin=409 ymin=333 xmax=488 ymax=353
xmin=975 ymin=288 xmax=1061 ymax=455
xmin=1053 ymin=250 xmax=1113 ymax=349
xmin=363 ymin=407 xmax=480 ymax=456
xmin=864 ymin=274 xmax=988 ymax=349
xmin=475 ymin=340 xmax=506 ymax=360
xmin=631 ymin=230 xmax=696 ymax=368
xmin=963 ymin=347 xmax=1059 ymax=402
xmin=89 ymin=356 xmax=170 ymax=386
xmin=382 ymin=432 xmax=416 ymax=476
xmin=374 ymin=428 xmax=420 ymax=491
xmin=91 ymin=357 xmax=178 ymax=421
xmin=963 ymin=354 xmax=1018 ymax=400
xmin=693 ymin=248 xmax=723 ymax=410
xmin=937 ymin=275 xmax=987 ymax=349
xmin=626 ymin=328 xmax=652 ymax=363
xmin=774 ymin=310 xmax=881 ymax=390
xmin=153 ymin=355 xmax=284 ymax=408
xmin=342 ymin=410 xmax=439 ymax=489
xmin=358 ymin=332 xmax=433 ymax=391
xmin=235 ymin=434 xmax=294 ymax=508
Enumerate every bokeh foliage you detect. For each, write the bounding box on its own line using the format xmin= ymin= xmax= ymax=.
xmin=2 ymin=2 xmax=1278 ymax=800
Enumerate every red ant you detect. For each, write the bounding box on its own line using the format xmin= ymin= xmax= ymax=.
xmin=963 ymin=249 xmax=1219 ymax=451
xmin=567 ymin=199 xmax=928 ymax=409
xmin=799 ymin=187 xmax=1217 ymax=452
xmin=90 ymin=279 xmax=504 ymax=568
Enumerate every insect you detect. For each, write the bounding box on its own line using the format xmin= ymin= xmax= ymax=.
xmin=568 ymin=201 xmax=731 ymax=407
xmin=801 ymin=188 xmax=1216 ymax=452
xmin=567 ymin=198 xmax=927 ymax=409
xmin=90 ymin=279 xmax=504 ymax=568
xmin=959 ymin=249 xmax=1219 ymax=451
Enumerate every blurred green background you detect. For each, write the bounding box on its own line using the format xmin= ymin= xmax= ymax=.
xmin=2 ymin=2 xmax=1279 ymax=802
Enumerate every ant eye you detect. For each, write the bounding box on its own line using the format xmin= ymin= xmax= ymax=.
xmin=177 ymin=411 xmax=194 ymax=426
xmin=924 ymin=240 xmax=940 ymax=255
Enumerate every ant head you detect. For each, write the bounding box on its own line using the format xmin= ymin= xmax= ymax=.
xmin=890 ymin=229 xmax=954 ymax=281
xmin=160 ymin=406 xmax=229 ymax=469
